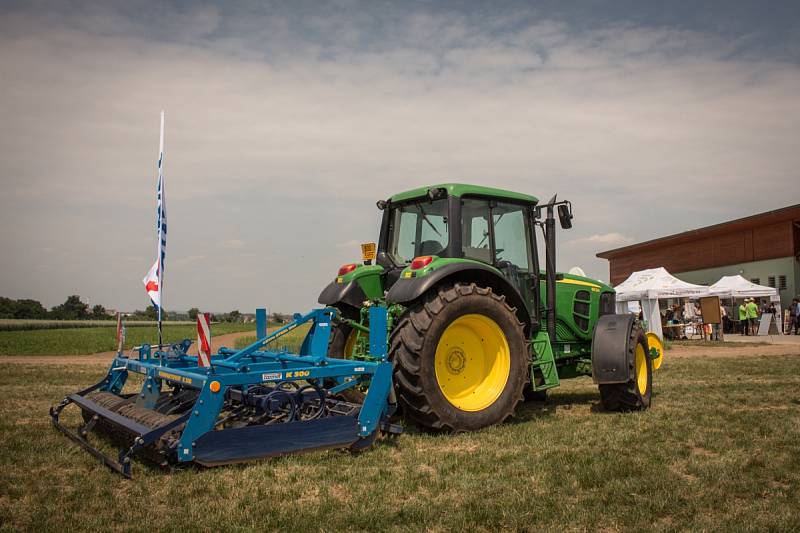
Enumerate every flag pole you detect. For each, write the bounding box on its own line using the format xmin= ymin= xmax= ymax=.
xmin=157 ymin=110 xmax=165 ymax=350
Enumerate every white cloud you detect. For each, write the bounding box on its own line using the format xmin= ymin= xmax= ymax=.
xmin=566 ymin=233 xmax=634 ymax=247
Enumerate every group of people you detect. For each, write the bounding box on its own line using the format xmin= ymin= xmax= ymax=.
xmin=654 ymin=296 xmax=797 ymax=339
xmin=737 ymin=298 xmax=764 ymax=336
xmin=662 ymin=300 xmax=725 ymax=341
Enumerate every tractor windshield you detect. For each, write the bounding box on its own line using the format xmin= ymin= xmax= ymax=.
xmin=388 ymin=198 xmax=449 ymax=263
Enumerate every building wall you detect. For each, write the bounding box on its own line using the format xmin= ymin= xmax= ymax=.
xmin=674 ymin=256 xmax=799 ymax=308
xmin=604 ymin=220 xmax=795 ymax=285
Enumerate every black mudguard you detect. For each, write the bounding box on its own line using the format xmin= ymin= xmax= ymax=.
xmin=591 ymin=313 xmax=636 ymax=384
xmin=318 ymin=280 xmax=367 ymax=308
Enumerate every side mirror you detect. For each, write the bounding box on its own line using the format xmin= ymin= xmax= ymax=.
xmin=558 ymin=204 xmax=573 ymax=229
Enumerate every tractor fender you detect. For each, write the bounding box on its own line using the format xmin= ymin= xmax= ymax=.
xmin=385 ymin=262 xmax=531 ymax=331
xmin=591 ymin=313 xmax=636 ymax=384
xmin=318 ymin=280 xmax=367 ymax=309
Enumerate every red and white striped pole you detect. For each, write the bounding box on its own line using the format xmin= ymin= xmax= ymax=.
xmin=197 ymin=312 xmax=212 ymax=367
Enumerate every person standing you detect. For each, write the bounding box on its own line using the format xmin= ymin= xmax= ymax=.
xmin=746 ymin=298 xmax=759 ymax=336
xmin=791 ymin=298 xmax=800 ymax=335
xmin=683 ymin=299 xmax=696 ymax=321
xmin=795 ymin=298 xmax=800 ymax=335
xmin=721 ymin=303 xmax=730 ymax=333
xmin=715 ymin=303 xmax=727 ymax=341
xmin=739 ymin=300 xmax=748 ymax=335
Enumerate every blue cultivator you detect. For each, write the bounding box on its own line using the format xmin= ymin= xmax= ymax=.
xmin=50 ymin=307 xmax=399 ymax=477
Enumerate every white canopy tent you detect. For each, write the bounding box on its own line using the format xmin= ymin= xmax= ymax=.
xmin=613 ymin=267 xmax=710 ymax=340
xmin=709 ymin=275 xmax=779 ymax=300
xmin=709 ymin=275 xmax=781 ymax=332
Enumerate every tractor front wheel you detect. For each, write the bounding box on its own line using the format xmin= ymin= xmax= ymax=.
xmin=598 ymin=323 xmax=652 ymax=411
xmin=390 ymin=283 xmax=528 ymax=432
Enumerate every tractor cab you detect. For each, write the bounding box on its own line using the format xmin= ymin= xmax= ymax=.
xmin=376 ymin=184 xmax=540 ymax=305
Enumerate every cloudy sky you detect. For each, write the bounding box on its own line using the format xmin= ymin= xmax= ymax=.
xmin=1 ymin=0 xmax=798 ymax=313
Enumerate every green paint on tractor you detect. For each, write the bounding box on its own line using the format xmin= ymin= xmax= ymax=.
xmin=319 ymin=183 xmax=659 ymax=433
xmin=390 ymin=183 xmax=538 ymax=204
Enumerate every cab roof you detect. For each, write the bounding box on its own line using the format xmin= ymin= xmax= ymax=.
xmin=389 ymin=183 xmax=538 ymax=204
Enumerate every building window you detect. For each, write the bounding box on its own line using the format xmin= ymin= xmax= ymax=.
xmin=779 ymin=275 xmax=787 ymax=290
xmin=768 ymin=276 xmax=776 ymax=288
xmin=750 ymin=278 xmax=760 ymax=285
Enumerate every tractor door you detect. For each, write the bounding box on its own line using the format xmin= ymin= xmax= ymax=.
xmin=461 ymin=198 xmax=537 ymax=315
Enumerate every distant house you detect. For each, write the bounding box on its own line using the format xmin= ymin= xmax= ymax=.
xmin=597 ymin=204 xmax=800 ymax=308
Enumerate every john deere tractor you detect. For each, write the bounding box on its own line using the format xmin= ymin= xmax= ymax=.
xmin=319 ymin=184 xmax=661 ymax=432
xmin=50 ymin=182 xmax=662 ymax=476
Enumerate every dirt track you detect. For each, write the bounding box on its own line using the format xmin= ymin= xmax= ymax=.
xmin=668 ymin=342 xmax=800 ymax=358
xmin=2 ymin=334 xmax=799 ymax=365
xmin=0 ymin=331 xmax=254 ymax=365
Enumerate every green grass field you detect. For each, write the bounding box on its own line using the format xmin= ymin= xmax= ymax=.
xmin=1 ymin=352 xmax=798 ymax=531
xmin=233 ymin=324 xmax=309 ymax=353
xmin=0 ymin=323 xmax=255 ymax=356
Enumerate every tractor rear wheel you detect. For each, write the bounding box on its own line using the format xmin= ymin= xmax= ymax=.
xmin=390 ymin=283 xmax=528 ymax=432
xmin=598 ymin=323 xmax=652 ymax=411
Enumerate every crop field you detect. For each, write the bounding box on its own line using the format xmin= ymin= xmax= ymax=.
xmin=233 ymin=327 xmax=308 ymax=353
xmin=0 ymin=323 xmax=255 ymax=356
xmin=0 ymin=320 xmax=196 ymax=332
xmin=1 ymin=344 xmax=799 ymax=531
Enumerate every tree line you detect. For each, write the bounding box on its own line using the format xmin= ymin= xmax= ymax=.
xmin=0 ymin=295 xmax=109 ymax=320
xmin=0 ymin=296 xmax=250 ymax=323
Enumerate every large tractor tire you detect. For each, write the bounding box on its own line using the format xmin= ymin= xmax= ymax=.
xmin=598 ymin=322 xmax=652 ymax=411
xmin=390 ymin=283 xmax=528 ymax=432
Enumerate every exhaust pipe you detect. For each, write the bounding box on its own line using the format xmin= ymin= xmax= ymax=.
xmin=545 ymin=195 xmax=557 ymax=343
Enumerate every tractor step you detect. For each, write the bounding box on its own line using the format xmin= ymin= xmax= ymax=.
xmin=193 ymin=415 xmax=361 ymax=466
xmin=530 ymin=331 xmax=560 ymax=390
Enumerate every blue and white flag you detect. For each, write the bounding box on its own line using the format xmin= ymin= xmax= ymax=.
xmin=143 ymin=111 xmax=167 ymax=310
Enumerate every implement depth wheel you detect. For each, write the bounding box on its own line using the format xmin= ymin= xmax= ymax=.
xmin=598 ymin=323 xmax=652 ymax=411
xmin=390 ymin=283 xmax=528 ymax=432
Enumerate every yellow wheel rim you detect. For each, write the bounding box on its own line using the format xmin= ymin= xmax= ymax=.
xmin=434 ymin=314 xmax=511 ymax=412
xmin=343 ymin=329 xmax=359 ymax=359
xmin=646 ymin=332 xmax=664 ymax=371
xmin=635 ymin=343 xmax=648 ymax=395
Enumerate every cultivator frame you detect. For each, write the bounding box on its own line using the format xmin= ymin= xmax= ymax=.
xmin=50 ymin=306 xmax=398 ymax=477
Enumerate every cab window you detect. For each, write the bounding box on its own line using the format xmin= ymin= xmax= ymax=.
xmin=461 ymin=198 xmax=491 ymax=263
xmin=388 ymin=198 xmax=449 ymax=263
xmin=492 ymin=203 xmax=531 ymax=271
xmin=461 ymin=199 xmax=531 ymax=271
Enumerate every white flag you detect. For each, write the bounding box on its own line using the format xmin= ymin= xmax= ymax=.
xmin=143 ymin=111 xmax=166 ymax=311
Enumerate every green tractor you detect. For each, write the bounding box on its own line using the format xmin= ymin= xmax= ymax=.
xmin=318 ymin=184 xmax=661 ymax=432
